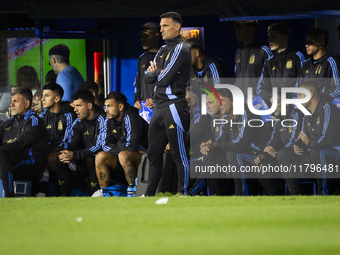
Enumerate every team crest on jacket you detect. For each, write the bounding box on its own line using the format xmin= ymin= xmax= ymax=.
xmin=5 ymin=127 xmax=11 ymax=131
xmin=286 ymin=59 xmax=292 ymax=69
xmin=317 ymin=116 xmax=320 ymax=124
xmin=237 ymin=58 xmax=240 ymax=63
xmin=112 ymin=129 xmax=117 ymax=133
xmin=58 ymin=120 xmax=63 ymax=131
xmin=249 ymin=54 xmax=255 ymax=64
xmin=272 ymin=66 xmax=276 ymax=70
xmin=46 ymin=125 xmax=52 ymax=129
xmin=142 ymin=64 xmax=145 ymax=68
xmin=215 ymin=126 xmax=219 ymax=132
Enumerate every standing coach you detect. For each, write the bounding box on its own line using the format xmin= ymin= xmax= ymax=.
xmin=144 ymin=12 xmax=191 ymax=196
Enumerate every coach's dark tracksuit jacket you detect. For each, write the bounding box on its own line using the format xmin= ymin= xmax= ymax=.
xmin=296 ymin=53 xmax=340 ymax=102
xmin=65 ymin=105 xmax=106 ymax=160
xmin=145 ymin=35 xmax=191 ymax=108
xmin=0 ymin=109 xmax=47 ymax=165
xmin=190 ymin=55 xmax=227 ymax=84
xmin=235 ymin=41 xmax=273 ymax=97
xmin=103 ymin=104 xmax=149 ymax=155
xmin=216 ymin=105 xmax=270 ymax=152
xmin=267 ymin=105 xmax=304 ymax=151
xmin=134 ymin=51 xmax=157 ymax=103
xmin=302 ymin=97 xmax=340 ymax=148
xmin=40 ymin=101 xmax=76 ymax=153
xmin=257 ymin=47 xmax=305 ymax=104
xmin=144 ymin=35 xmax=191 ymax=195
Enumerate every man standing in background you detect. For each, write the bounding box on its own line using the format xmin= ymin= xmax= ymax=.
xmin=134 ymin=22 xmax=161 ymax=110
xmin=234 ymin=20 xmax=273 ymax=97
xmin=49 ymin=44 xmax=84 ymax=102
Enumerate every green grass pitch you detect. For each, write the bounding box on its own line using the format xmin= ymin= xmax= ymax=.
xmin=0 ymin=196 xmax=339 ymax=255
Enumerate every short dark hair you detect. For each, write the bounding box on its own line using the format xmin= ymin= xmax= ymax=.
xmin=268 ymin=23 xmax=290 ymax=36
xmin=43 ymin=83 xmax=64 ymax=99
xmin=307 ymin=28 xmax=329 ymax=48
xmin=160 ymin=12 xmax=183 ymax=26
xmin=77 ymin=81 xmax=99 ymax=97
xmin=233 ymin=20 xmax=258 ymax=29
xmin=218 ymin=88 xmax=233 ymax=102
xmin=71 ymin=90 xmax=95 ymax=105
xmin=185 ymin=38 xmax=205 ymax=54
xmin=11 ymin=87 xmax=33 ymax=106
xmin=141 ymin=22 xmax=160 ymax=35
xmin=49 ymin=44 xmax=70 ymax=64
xmin=105 ymin=91 xmax=127 ymax=105
xmin=299 ymin=81 xmax=320 ymax=97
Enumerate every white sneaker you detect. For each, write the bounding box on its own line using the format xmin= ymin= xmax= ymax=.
xmin=91 ymin=189 xmax=103 ymax=197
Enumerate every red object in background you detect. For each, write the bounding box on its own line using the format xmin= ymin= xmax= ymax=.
xmin=94 ymin=52 xmax=103 ymax=85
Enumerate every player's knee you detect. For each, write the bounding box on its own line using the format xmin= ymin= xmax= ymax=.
xmin=95 ymin=151 xmax=107 ymax=165
xmin=118 ymin=151 xmax=131 ymax=165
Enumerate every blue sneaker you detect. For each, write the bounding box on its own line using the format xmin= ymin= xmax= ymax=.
xmin=127 ymin=185 xmax=136 ymax=197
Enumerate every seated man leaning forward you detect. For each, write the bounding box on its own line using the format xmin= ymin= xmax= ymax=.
xmin=0 ymin=87 xmax=47 ymax=197
xmin=95 ymin=92 xmax=148 ymax=197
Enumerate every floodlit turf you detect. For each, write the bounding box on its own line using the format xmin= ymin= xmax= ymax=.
xmin=0 ymin=196 xmax=340 ymax=255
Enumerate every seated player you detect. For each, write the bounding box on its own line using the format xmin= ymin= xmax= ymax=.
xmin=0 ymin=87 xmax=47 ymax=197
xmin=192 ymin=92 xmax=230 ymax=196
xmin=56 ymin=90 xmax=107 ymax=196
xmin=40 ymin=83 xmax=76 ymax=173
xmin=95 ymin=92 xmax=148 ymax=197
xmin=253 ymin=94 xmax=304 ymax=195
xmin=277 ymin=81 xmax=340 ymax=195
xmin=201 ymin=89 xmax=271 ymax=195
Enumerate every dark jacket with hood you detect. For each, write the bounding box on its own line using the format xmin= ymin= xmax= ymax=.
xmin=257 ymin=47 xmax=305 ymax=103
xmin=0 ymin=109 xmax=47 ymax=164
xmin=65 ymin=105 xmax=106 ymax=160
xmin=40 ymin=101 xmax=77 ymax=152
xmin=297 ymin=53 xmax=340 ymax=102
xmin=145 ymin=35 xmax=191 ymax=108
xmin=234 ymin=41 xmax=273 ymax=96
xmin=103 ymin=104 xmax=149 ymax=155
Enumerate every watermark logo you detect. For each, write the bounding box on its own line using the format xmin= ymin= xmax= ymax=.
xmin=200 ymin=84 xmax=311 ymax=116
xmin=197 ymin=82 xmax=222 ymax=109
